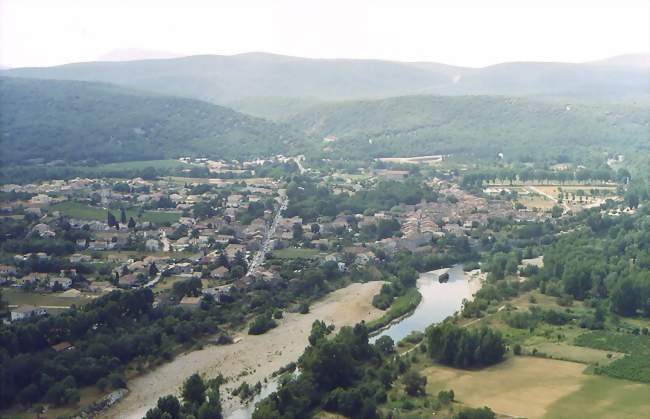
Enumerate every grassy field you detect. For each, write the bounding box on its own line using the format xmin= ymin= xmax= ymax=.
xmin=415 ymin=356 xmax=650 ymax=419
xmin=517 ymin=193 xmax=557 ymax=210
xmin=531 ymin=342 xmax=624 ymax=365
xmin=75 ymin=159 xmax=190 ymax=173
xmin=3 ymin=288 xmax=93 ymax=309
xmin=271 ymin=247 xmax=322 ymax=259
xmin=51 ymin=201 xmax=181 ymax=224
xmin=544 ymin=373 xmax=650 ymax=419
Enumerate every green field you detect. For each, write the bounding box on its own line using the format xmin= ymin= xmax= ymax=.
xmin=3 ymin=288 xmax=93 ymax=309
xmin=51 ymin=201 xmax=181 ymax=224
xmin=74 ymin=159 xmax=191 ymax=173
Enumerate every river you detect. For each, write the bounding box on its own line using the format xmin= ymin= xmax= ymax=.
xmin=228 ymin=264 xmax=481 ymax=418
xmin=370 ymin=264 xmax=482 ymax=344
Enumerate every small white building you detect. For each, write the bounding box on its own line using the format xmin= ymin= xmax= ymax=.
xmin=11 ymin=305 xmax=47 ymax=322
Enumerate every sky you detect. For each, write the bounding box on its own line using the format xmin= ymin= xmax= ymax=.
xmin=1 ymin=0 xmax=648 ymax=68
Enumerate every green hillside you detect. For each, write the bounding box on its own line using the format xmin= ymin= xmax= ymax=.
xmin=287 ymin=95 xmax=650 ymax=164
xmin=0 ymin=77 xmax=307 ymax=165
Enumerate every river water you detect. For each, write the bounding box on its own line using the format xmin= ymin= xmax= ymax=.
xmin=370 ymin=264 xmax=480 ymax=344
xmin=227 ymin=264 xmax=480 ymax=419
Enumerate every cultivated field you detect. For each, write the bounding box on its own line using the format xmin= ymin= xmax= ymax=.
xmin=421 ymin=356 xmax=650 ymax=419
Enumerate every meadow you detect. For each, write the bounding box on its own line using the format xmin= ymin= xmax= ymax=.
xmin=51 ymin=201 xmax=181 ymax=224
xmin=408 ymin=356 xmax=650 ymax=419
xmin=74 ymin=159 xmax=191 ymax=173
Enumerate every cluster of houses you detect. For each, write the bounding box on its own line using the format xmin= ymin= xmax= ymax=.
xmin=1 ymin=160 xmax=554 ymax=324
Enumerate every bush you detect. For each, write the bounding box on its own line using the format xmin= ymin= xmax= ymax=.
xmin=438 ymin=389 xmax=455 ymax=404
xmin=513 ymin=344 xmax=522 ymax=355
xmin=298 ymin=302 xmax=310 ymax=314
xmin=108 ymin=373 xmax=126 ymax=389
xmin=454 ymin=406 xmax=496 ymax=419
xmin=248 ymin=314 xmax=277 ymax=335
xmin=402 ymin=370 xmax=427 ymax=397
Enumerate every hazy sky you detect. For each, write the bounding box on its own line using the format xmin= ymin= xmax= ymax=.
xmin=1 ymin=0 xmax=648 ymax=68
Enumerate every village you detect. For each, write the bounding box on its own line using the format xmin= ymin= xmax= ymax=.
xmin=0 ymin=156 xmax=557 ymax=326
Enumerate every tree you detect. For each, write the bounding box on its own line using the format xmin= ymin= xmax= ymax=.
xmin=149 ymin=262 xmax=159 ymax=277
xmin=454 ymin=407 xmax=496 ymax=419
xmin=309 ymin=320 xmax=331 ymax=346
xmin=551 ymin=205 xmax=563 ymax=218
xmin=182 ymin=373 xmax=206 ymax=406
xmin=157 ymin=395 xmax=181 ymax=418
xmin=374 ymin=335 xmax=395 ymax=355
xmin=217 ymin=253 xmax=229 ymax=268
xmin=292 ymin=222 xmax=304 ymax=240
xmin=120 ymin=208 xmax=127 ymax=224
xmin=438 ymin=389 xmax=455 ymax=404
xmin=107 ymin=211 xmax=117 ymax=228
xmin=610 ymin=279 xmax=639 ymax=316
xmin=234 ymin=251 xmax=248 ymax=270
xmin=402 ymin=370 xmax=427 ymax=396
xmin=626 ymin=192 xmax=640 ymax=209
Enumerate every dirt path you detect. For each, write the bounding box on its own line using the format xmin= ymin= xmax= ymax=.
xmin=103 ymin=281 xmax=384 ymax=419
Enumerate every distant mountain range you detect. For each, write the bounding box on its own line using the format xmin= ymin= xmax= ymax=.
xmin=96 ymin=48 xmax=183 ymax=62
xmin=3 ymin=52 xmax=648 ymax=118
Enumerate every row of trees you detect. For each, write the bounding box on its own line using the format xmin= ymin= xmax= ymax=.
xmin=461 ymin=166 xmax=624 ymax=189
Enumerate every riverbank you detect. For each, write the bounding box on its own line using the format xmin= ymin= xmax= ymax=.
xmin=103 ymin=281 xmax=385 ymax=419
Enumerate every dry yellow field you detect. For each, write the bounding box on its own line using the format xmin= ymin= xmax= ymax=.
xmin=422 ymin=356 xmax=650 ymax=419
xmin=424 ymin=357 xmax=585 ymax=418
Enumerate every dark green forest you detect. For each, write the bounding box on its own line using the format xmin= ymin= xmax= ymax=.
xmin=288 ymin=95 xmax=650 ymax=164
xmin=0 ymin=77 xmax=306 ymax=165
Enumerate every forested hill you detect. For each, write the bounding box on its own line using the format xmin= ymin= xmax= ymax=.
xmin=286 ymin=95 xmax=650 ymax=164
xmin=2 ymin=53 xmax=648 ymax=119
xmin=0 ymin=77 xmax=307 ymax=165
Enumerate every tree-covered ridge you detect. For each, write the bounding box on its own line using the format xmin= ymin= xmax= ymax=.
xmin=0 ymin=77 xmax=307 ymax=165
xmin=287 ymin=95 xmax=650 ymax=164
